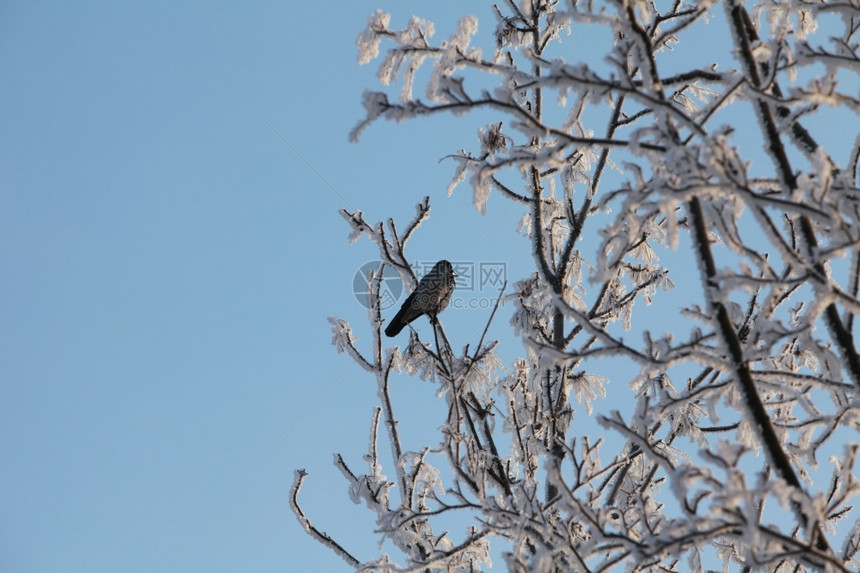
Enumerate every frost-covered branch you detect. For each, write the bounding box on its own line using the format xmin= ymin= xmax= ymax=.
xmin=297 ymin=1 xmax=860 ymax=570
xmin=291 ymin=469 xmax=361 ymax=568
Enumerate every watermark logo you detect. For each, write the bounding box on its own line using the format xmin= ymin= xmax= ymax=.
xmin=478 ymin=262 xmax=507 ymax=291
xmin=353 ymin=261 xmax=403 ymax=310
xmin=353 ymin=260 xmax=507 ymax=309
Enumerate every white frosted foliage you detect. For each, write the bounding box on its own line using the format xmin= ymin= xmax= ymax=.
xmin=295 ymin=2 xmax=860 ymax=571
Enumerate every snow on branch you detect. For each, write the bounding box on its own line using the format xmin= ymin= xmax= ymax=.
xmin=297 ymin=1 xmax=860 ymax=570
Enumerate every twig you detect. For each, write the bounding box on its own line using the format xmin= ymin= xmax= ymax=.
xmin=290 ymin=469 xmax=361 ymax=568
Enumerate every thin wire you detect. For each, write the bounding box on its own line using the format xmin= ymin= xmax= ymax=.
xmin=254 ymin=109 xmax=355 ymax=211
xmin=252 ymin=363 xmax=353 ymax=464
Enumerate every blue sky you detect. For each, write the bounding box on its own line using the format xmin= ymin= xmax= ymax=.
xmin=1 ymin=3 xmax=535 ymax=572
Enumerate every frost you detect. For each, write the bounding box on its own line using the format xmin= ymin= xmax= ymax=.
xmin=328 ymin=317 xmax=355 ymax=355
xmin=570 ymin=372 xmax=607 ymax=415
xmin=349 ymin=91 xmax=390 ymax=142
xmin=426 ymin=16 xmax=479 ymax=103
xmin=302 ymin=2 xmax=860 ymax=571
xmin=471 ymin=167 xmax=492 ymax=214
xmin=356 ymin=10 xmax=391 ymax=65
xmin=445 ymin=151 xmax=469 ymax=196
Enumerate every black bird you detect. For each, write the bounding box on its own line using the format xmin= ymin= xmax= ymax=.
xmin=385 ymin=260 xmax=456 ymax=337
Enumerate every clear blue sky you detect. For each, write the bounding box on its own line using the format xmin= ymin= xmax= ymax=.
xmin=1 ymin=3 xmax=534 ymax=572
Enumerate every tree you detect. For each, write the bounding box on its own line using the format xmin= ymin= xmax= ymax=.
xmin=292 ymin=1 xmax=860 ymax=571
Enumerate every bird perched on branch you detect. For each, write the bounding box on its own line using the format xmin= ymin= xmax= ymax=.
xmin=384 ymin=260 xmax=456 ymax=337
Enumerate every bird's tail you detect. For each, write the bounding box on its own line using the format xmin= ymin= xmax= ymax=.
xmin=384 ymin=308 xmax=408 ymax=337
